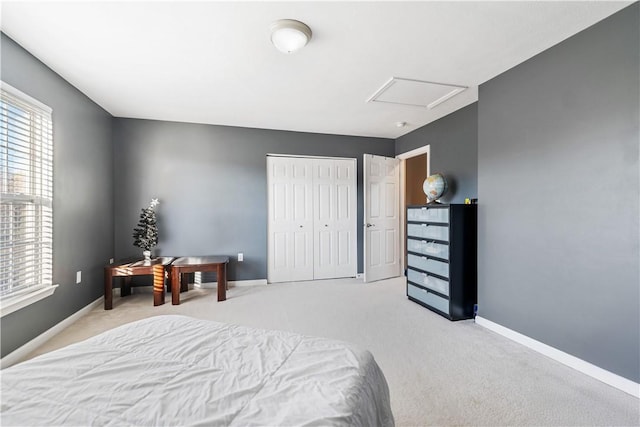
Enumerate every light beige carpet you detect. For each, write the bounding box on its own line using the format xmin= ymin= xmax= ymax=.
xmin=25 ymin=277 xmax=640 ymax=426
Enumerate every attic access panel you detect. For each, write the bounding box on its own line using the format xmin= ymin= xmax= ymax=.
xmin=367 ymin=77 xmax=467 ymax=109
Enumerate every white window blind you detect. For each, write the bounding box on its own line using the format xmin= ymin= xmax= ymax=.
xmin=0 ymin=82 xmax=53 ymax=302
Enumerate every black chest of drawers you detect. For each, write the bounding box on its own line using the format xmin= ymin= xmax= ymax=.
xmin=406 ymin=204 xmax=477 ymax=320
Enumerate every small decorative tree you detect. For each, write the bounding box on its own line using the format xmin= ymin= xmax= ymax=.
xmin=132 ymin=198 xmax=159 ymax=258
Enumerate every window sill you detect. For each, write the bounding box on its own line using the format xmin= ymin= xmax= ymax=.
xmin=0 ymin=285 xmax=59 ymax=318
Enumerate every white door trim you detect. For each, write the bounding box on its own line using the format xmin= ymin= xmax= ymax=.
xmin=397 ymin=144 xmax=431 ymax=274
xmin=396 ymin=144 xmax=431 ymax=161
xmin=267 ymin=153 xmax=355 ymax=161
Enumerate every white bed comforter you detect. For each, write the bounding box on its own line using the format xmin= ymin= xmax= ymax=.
xmin=1 ymin=315 xmax=394 ymax=426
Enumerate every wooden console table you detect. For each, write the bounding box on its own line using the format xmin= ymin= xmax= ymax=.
xmin=170 ymin=256 xmax=229 ymax=305
xmin=104 ymin=257 xmax=174 ymax=310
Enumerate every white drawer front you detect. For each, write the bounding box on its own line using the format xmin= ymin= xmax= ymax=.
xmin=407 ymin=207 xmax=449 ymax=223
xmin=407 ymin=223 xmax=449 ymax=241
xmin=407 ymin=268 xmax=449 ymax=296
xmin=407 ymin=239 xmax=449 ymax=260
xmin=407 ymin=254 xmax=449 ymax=278
xmin=407 ymin=283 xmax=449 ymax=314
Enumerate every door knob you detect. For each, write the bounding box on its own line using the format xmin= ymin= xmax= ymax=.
xmin=366 ymin=223 xmax=374 ymax=228
xmin=324 ymin=224 xmax=328 ymax=227
xmin=299 ymin=225 xmax=303 ymax=228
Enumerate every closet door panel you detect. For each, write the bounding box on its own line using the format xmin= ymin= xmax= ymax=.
xmin=267 ymin=156 xmax=313 ymax=283
xmin=272 ymin=232 xmax=288 ymax=269
xmin=333 ymin=159 xmax=356 ymax=278
xmin=313 ymin=159 xmax=336 ymax=280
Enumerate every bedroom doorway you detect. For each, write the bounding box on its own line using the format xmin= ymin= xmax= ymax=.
xmin=405 ymin=153 xmax=429 ymax=205
xmin=397 ymin=145 xmax=431 ymax=273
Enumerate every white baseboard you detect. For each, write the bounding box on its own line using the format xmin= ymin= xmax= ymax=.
xmin=1 ymin=296 xmax=104 ymax=369
xmin=475 ymin=316 xmax=640 ymax=398
xmin=194 ymin=279 xmax=268 ymax=289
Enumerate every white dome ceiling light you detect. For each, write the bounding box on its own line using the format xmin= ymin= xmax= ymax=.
xmin=270 ymin=19 xmax=312 ymax=54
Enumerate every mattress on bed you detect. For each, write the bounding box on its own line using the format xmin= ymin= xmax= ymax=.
xmin=1 ymin=315 xmax=394 ymax=426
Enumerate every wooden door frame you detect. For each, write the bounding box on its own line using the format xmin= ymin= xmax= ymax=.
xmin=396 ymin=145 xmax=431 ymax=274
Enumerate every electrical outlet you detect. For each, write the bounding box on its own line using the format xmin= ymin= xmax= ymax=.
xmin=109 ymin=258 xmax=114 ymax=264
xmin=238 ymin=253 xmax=244 ymax=262
xmin=76 ymin=271 xmax=82 ymax=284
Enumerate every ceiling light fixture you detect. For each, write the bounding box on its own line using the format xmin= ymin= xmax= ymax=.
xmin=270 ymin=19 xmax=312 ymax=54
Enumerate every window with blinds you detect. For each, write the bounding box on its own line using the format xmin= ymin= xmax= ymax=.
xmin=0 ymin=82 xmax=53 ymax=302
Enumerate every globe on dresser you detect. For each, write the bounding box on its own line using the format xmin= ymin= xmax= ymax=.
xmin=423 ymin=173 xmax=448 ymax=203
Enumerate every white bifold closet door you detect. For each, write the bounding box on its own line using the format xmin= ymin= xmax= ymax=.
xmin=313 ymin=159 xmax=357 ymax=280
xmin=267 ymin=157 xmax=314 ymax=283
xmin=267 ymin=156 xmax=356 ymax=283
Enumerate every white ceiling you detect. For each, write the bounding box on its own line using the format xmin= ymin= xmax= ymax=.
xmin=0 ymin=1 xmax=631 ymax=139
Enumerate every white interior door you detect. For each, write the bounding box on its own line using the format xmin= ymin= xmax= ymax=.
xmin=267 ymin=156 xmax=314 ymax=283
xmin=364 ymin=154 xmax=401 ymax=282
xmin=313 ymin=158 xmax=357 ymax=280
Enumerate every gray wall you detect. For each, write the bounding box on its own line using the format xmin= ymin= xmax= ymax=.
xmin=113 ymin=118 xmax=394 ymax=279
xmin=477 ymin=3 xmax=639 ymax=382
xmin=1 ymin=34 xmax=114 ymax=357
xmin=395 ymin=103 xmax=478 ymax=204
